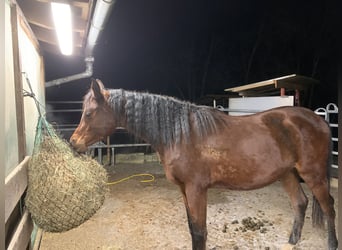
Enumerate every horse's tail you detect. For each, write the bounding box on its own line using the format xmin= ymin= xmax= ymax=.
xmin=312 ymin=196 xmax=324 ymax=228
xmin=312 ymin=129 xmax=332 ymax=228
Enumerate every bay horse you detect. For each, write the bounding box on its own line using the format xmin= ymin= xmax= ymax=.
xmin=70 ymin=79 xmax=337 ymax=250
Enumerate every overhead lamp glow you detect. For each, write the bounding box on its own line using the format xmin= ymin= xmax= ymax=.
xmin=51 ymin=2 xmax=73 ymax=55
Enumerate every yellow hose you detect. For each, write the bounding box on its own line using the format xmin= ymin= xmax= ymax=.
xmin=106 ymin=173 xmax=155 ymax=185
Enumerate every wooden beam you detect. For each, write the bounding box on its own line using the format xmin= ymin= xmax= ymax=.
xmin=275 ymin=80 xmax=316 ymax=91
xmin=224 ymin=79 xmax=277 ymax=92
xmin=19 ymin=0 xmax=88 ymax=31
xmin=11 ymin=3 xmax=26 ymax=162
xmin=7 ymin=210 xmax=33 ymax=250
xmin=73 ymin=1 xmax=91 ymax=20
xmin=224 ymin=74 xmax=301 ymax=92
xmin=224 ymin=74 xmax=319 ymax=98
xmin=5 ymin=156 xmax=30 ymax=223
xmin=40 ymin=41 xmax=84 ymax=56
xmin=16 ymin=1 xmax=40 ymax=53
xmin=238 ymin=89 xmax=283 ymax=97
xmin=31 ymin=25 xmax=84 ymax=47
xmin=40 ymin=54 xmax=45 ymax=96
xmin=0 ymin=1 xmax=5 ymax=247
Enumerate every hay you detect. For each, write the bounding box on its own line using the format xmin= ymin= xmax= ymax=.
xmin=25 ymin=118 xmax=108 ymax=232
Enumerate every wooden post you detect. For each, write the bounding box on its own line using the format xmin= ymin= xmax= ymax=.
xmin=5 ymin=156 xmax=30 ymax=222
xmin=0 ymin=1 xmax=5 ymax=247
xmin=7 ymin=211 xmax=33 ymax=250
xmin=11 ymin=3 xmax=26 ymax=162
xmin=280 ymin=87 xmax=286 ymax=96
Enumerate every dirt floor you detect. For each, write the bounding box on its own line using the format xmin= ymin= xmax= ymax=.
xmin=39 ymin=163 xmax=338 ymax=250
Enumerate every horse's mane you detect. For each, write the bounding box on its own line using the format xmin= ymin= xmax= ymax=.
xmin=107 ymin=89 xmax=226 ymax=147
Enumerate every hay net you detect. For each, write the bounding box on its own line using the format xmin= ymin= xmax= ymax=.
xmin=25 ymin=116 xmax=108 ymax=233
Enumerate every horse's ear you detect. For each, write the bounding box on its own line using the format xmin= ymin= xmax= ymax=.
xmin=91 ymin=79 xmax=105 ymax=103
xmin=95 ymin=79 xmax=105 ymax=89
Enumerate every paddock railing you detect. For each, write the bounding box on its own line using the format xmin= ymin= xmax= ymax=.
xmin=47 ymin=101 xmax=155 ymax=166
xmin=315 ymin=103 xmax=338 ymax=170
xmin=88 ymin=143 xmax=152 ymax=166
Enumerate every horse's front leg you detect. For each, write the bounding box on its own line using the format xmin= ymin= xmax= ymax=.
xmin=179 ymin=183 xmax=208 ymax=250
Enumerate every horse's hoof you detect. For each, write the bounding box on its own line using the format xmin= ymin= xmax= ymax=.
xmin=281 ymin=243 xmax=295 ymax=250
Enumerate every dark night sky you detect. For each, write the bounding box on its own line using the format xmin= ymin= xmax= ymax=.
xmin=45 ymin=0 xmax=339 ymax=113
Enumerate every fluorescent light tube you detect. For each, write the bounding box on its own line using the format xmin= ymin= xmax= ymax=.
xmin=51 ymin=2 xmax=73 ymax=55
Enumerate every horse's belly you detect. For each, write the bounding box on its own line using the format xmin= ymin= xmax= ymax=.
xmin=198 ymin=134 xmax=296 ymax=189
xmin=160 ymin=137 xmax=295 ymax=190
xmin=208 ymin=156 xmax=293 ymax=190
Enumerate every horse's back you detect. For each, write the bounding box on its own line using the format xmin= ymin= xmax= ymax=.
xmin=259 ymin=106 xmax=330 ymax=146
xmin=256 ymin=106 xmax=330 ymax=158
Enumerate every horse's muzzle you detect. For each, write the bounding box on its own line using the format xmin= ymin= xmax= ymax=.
xmin=70 ymin=137 xmax=88 ymax=153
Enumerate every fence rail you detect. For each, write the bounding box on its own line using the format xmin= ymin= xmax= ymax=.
xmin=88 ymin=143 xmax=152 ymax=165
xmin=315 ymin=103 xmax=338 ymax=170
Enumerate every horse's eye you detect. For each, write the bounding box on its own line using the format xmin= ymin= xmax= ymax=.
xmin=85 ymin=111 xmax=91 ymax=118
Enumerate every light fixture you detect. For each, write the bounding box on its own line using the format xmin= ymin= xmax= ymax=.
xmin=51 ymin=2 xmax=73 ymax=55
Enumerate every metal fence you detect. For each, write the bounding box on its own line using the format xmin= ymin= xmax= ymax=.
xmin=315 ymin=103 xmax=338 ymax=170
xmin=47 ymin=101 xmax=153 ymax=166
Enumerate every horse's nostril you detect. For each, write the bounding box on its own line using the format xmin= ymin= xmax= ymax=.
xmin=70 ymin=137 xmax=76 ymax=145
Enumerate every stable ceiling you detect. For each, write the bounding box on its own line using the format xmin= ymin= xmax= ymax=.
xmin=17 ymin=0 xmax=94 ymax=56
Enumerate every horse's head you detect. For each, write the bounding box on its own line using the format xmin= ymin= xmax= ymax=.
xmin=70 ymin=79 xmax=116 ymax=152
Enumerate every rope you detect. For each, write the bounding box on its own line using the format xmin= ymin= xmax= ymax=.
xmin=106 ymin=173 xmax=155 ymax=185
xmin=22 ymin=72 xmax=45 ymax=118
xmin=22 ymin=72 xmax=58 ymax=148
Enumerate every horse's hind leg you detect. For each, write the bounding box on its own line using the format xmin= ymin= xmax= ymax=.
xmin=281 ymin=170 xmax=308 ymax=245
xmin=303 ymin=177 xmax=338 ymax=250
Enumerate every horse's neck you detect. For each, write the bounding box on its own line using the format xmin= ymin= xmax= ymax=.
xmin=123 ymin=106 xmax=176 ymax=150
xmin=112 ymin=90 xmax=210 ymax=152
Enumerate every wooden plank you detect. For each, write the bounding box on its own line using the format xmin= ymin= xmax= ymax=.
xmin=5 ymin=156 xmax=30 ymax=223
xmin=275 ymin=80 xmax=317 ymax=91
xmin=15 ymin=1 xmax=41 ymax=53
xmin=40 ymin=40 xmax=84 ymax=56
xmin=225 ymin=74 xmax=318 ymax=93
xmin=225 ymin=79 xmax=277 ymax=92
xmin=11 ymin=3 xmax=26 ymax=162
xmin=32 ymin=228 xmax=43 ymax=250
xmin=1 ymin=1 xmax=5 ymax=248
xmin=224 ymin=74 xmax=298 ymax=92
xmin=31 ymin=25 xmax=84 ymax=47
xmin=238 ymin=89 xmax=284 ymax=97
xmin=18 ymin=0 xmax=88 ymax=31
xmin=40 ymin=54 xmax=45 ymax=96
xmin=7 ymin=210 xmax=33 ymax=250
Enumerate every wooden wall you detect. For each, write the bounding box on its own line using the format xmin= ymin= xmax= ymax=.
xmin=5 ymin=1 xmax=45 ymax=249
